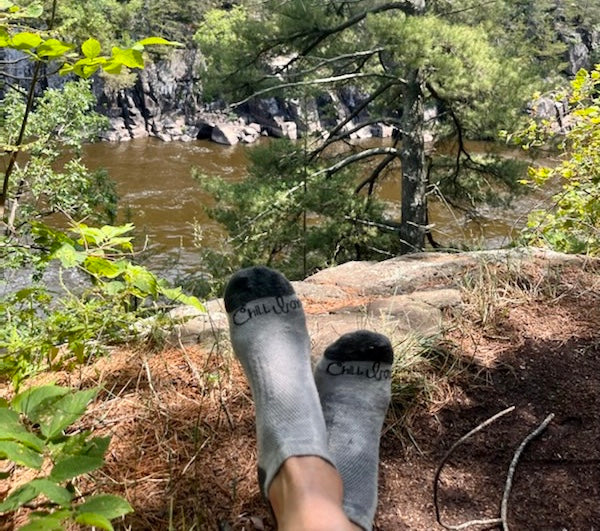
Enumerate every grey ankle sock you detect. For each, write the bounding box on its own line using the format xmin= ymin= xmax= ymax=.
xmin=224 ymin=266 xmax=332 ymax=497
xmin=314 ymin=330 xmax=393 ymax=531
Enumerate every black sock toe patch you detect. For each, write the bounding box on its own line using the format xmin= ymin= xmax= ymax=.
xmin=324 ymin=330 xmax=394 ymax=363
xmin=223 ymin=266 xmax=295 ymax=312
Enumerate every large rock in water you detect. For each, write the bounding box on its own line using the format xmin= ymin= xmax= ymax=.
xmin=211 ymin=124 xmax=241 ymax=145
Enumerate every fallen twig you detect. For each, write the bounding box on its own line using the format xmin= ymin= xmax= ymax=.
xmin=433 ymin=405 xmax=516 ymax=530
xmin=500 ymin=413 xmax=555 ymax=531
xmin=434 ymin=407 xmax=555 ymax=530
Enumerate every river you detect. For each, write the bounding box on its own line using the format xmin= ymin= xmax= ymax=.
xmin=82 ymin=137 xmax=540 ymax=280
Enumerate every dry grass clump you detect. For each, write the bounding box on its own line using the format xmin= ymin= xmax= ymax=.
xmin=385 ymin=332 xmax=477 ymax=445
xmin=459 ymin=257 xmax=600 ymax=331
xmin=384 ymin=256 xmax=600 ymax=446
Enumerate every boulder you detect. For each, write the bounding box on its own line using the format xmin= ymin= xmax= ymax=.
xmin=304 ymin=248 xmax=587 ymax=296
xmin=567 ymin=41 xmax=590 ymax=76
xmin=168 ymin=313 xmax=228 ymax=346
xmin=211 ymin=124 xmax=241 ymax=145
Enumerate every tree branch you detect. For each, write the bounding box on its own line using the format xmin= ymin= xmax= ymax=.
xmin=231 ymin=72 xmax=391 ymax=108
xmin=315 ymin=147 xmax=401 ymax=177
xmin=355 ymin=138 xmax=401 ymax=194
xmin=297 ymin=1 xmax=425 ymax=58
xmin=228 ymin=1 xmax=421 ymax=90
xmin=267 ymin=48 xmax=384 ymax=80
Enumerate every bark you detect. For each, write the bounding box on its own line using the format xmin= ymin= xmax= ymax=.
xmin=399 ymin=67 xmax=427 ymax=253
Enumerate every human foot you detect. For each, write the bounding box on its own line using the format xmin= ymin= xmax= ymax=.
xmin=314 ymin=330 xmax=394 ymax=530
xmin=224 ymin=266 xmax=332 ymax=496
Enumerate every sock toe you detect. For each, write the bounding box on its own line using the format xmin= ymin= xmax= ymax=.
xmin=224 ymin=265 xmax=295 ymax=313
xmin=324 ymin=330 xmax=394 ymax=363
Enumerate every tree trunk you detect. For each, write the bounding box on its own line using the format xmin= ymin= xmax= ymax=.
xmin=399 ymin=67 xmax=427 ymax=254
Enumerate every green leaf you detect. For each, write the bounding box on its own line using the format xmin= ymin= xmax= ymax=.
xmin=50 ymin=455 xmax=104 ymax=482
xmin=0 ymin=408 xmax=45 ymax=452
xmin=18 ymin=510 xmax=70 ymax=531
xmin=0 ymin=441 xmax=43 ymax=469
xmin=75 ymin=494 xmax=133 ymax=520
xmin=124 ymin=265 xmax=158 ymax=296
xmin=58 ymin=63 xmax=74 ymax=76
xmin=39 ymin=388 xmax=98 ymax=439
xmin=83 ymin=436 xmax=110 ymax=458
xmin=28 ymin=479 xmax=73 ymax=506
xmin=135 ymin=36 xmax=182 ymax=47
xmin=0 ymin=483 xmax=37 ymax=512
xmin=37 ymin=38 xmax=73 ymax=59
xmin=74 ymin=512 xmax=114 ymax=530
xmin=101 ymin=60 xmax=122 ymax=75
xmin=102 ymin=280 xmax=126 ymax=295
xmin=160 ymin=287 xmax=205 ymax=311
xmin=51 ymin=243 xmax=86 ymax=268
xmin=11 ymin=32 xmax=42 ymax=49
xmin=84 ymin=256 xmax=126 ymax=279
xmin=81 ymin=38 xmax=101 ymax=59
xmin=110 ymin=46 xmax=144 ymax=69
xmin=12 ymin=385 xmax=70 ymax=423
xmin=0 ymin=1 xmax=14 ymax=11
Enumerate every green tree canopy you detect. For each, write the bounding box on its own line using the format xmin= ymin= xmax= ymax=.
xmin=195 ymin=0 xmax=542 ymax=260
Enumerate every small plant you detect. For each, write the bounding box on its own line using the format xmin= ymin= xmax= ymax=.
xmin=1 ymin=221 xmax=204 ymax=388
xmin=0 ymin=384 xmax=132 ymax=530
xmin=511 ymin=66 xmax=600 ymax=255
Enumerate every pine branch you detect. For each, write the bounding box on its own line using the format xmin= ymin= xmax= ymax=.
xmin=315 ymin=147 xmax=401 ymax=177
xmin=231 ymin=72 xmax=392 ymax=108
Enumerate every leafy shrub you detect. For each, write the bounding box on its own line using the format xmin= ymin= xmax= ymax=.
xmin=515 ymin=66 xmax=600 ymax=254
xmin=0 ymin=384 xmax=132 ymax=530
xmin=0 ymin=222 xmax=204 ymax=388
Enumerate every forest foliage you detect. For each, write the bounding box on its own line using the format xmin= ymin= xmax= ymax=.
xmin=0 ymin=2 xmax=203 ymax=527
xmin=516 ymin=65 xmax=600 ymax=255
xmin=1 ymin=0 xmax=599 ymax=527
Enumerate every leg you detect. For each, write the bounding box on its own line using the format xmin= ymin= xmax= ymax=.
xmin=268 ymin=456 xmax=361 ymax=531
xmin=223 ymin=266 xmax=356 ymax=529
xmin=314 ymin=331 xmax=394 ymax=531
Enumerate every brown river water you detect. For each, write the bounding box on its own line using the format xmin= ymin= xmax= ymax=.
xmin=81 ymin=137 xmax=543 ymax=279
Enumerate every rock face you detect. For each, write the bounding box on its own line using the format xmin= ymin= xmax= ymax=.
xmin=94 ymin=49 xmax=204 ymax=142
xmin=92 ymin=51 xmax=401 ymax=144
xmin=99 ymin=58 xmax=403 ymax=144
xmin=167 ymin=247 xmax=589 ymax=356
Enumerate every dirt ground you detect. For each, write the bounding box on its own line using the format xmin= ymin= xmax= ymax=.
xmin=1 ymin=261 xmax=599 ymax=530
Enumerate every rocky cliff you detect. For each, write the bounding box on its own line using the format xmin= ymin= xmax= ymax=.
xmin=92 ymin=49 xmax=399 ymax=145
xmin=90 ymin=23 xmax=599 ymax=145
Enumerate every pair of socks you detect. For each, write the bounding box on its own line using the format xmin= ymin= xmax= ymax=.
xmin=224 ymin=266 xmax=393 ymax=530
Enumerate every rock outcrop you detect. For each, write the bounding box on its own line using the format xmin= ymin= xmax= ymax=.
xmin=97 ymin=54 xmax=403 ymax=144
xmin=166 ymin=247 xmax=589 ymax=357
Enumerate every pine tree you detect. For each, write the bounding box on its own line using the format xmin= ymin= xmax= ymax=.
xmin=195 ymin=1 xmax=548 ymax=255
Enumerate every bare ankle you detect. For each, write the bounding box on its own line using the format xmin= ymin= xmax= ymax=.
xmin=268 ymin=457 xmax=360 ymax=530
